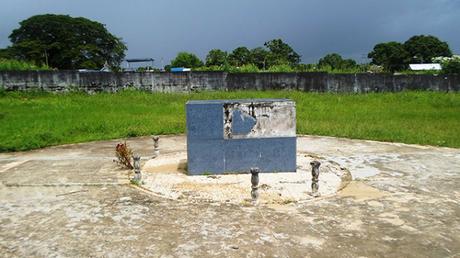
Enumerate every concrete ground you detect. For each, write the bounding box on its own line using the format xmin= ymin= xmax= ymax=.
xmin=0 ymin=135 xmax=459 ymax=257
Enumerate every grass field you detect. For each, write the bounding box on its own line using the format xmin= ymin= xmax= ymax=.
xmin=0 ymin=90 xmax=459 ymax=152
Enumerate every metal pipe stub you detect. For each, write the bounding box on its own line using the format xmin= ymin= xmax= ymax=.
xmin=250 ymin=167 xmax=260 ymax=203
xmin=310 ymin=160 xmax=321 ymax=197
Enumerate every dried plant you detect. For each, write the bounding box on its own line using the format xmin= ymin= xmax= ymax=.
xmin=115 ymin=141 xmax=133 ymax=169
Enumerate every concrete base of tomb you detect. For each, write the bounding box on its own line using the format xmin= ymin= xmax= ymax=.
xmin=141 ymin=151 xmax=351 ymax=204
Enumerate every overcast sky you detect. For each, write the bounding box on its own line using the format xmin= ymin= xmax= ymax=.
xmin=1 ymin=0 xmax=459 ymax=65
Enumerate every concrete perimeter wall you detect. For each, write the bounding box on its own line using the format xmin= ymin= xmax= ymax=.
xmin=0 ymin=71 xmax=459 ymax=93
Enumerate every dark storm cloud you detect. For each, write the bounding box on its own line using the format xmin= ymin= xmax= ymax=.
xmin=1 ymin=0 xmax=459 ymax=64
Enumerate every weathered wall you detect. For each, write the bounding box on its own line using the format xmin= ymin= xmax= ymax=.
xmin=0 ymin=71 xmax=459 ymax=93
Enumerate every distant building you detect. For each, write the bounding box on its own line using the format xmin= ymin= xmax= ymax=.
xmin=100 ymin=61 xmax=111 ymax=72
xmin=124 ymin=58 xmax=155 ymax=71
xmin=409 ymin=63 xmax=442 ymax=71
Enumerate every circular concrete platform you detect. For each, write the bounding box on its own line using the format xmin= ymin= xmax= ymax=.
xmin=141 ymin=151 xmax=352 ymax=204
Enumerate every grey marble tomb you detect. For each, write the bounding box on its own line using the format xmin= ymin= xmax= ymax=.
xmin=186 ymin=99 xmax=296 ymax=175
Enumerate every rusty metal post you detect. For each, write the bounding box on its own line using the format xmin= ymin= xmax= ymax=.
xmin=250 ymin=167 xmax=260 ymax=203
xmin=310 ymin=161 xmax=321 ymax=197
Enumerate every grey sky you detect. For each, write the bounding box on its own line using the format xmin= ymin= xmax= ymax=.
xmin=1 ymin=0 xmax=459 ymax=65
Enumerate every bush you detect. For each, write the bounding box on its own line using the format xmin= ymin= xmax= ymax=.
xmin=267 ymin=64 xmax=295 ymax=72
xmin=295 ymin=63 xmax=317 ymax=72
xmin=443 ymin=60 xmax=460 ymax=74
xmin=0 ymin=58 xmax=50 ymax=71
xmin=115 ymin=141 xmax=133 ymax=169
xmin=433 ymin=55 xmax=460 ymax=74
xmin=312 ymin=64 xmax=366 ymax=74
xmin=365 ymin=64 xmax=385 ymax=73
xmin=181 ymin=62 xmax=384 ymax=74
xmin=193 ymin=65 xmax=226 ymax=72
xmin=230 ymin=64 xmax=260 ymax=73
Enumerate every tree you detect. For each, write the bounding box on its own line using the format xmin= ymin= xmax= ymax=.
xmin=0 ymin=47 xmax=13 ymax=59
xmin=205 ymin=49 xmax=228 ymax=66
xmin=264 ymin=39 xmax=301 ymax=66
xmin=403 ymin=35 xmax=452 ymax=63
xmin=342 ymin=59 xmax=357 ymax=69
xmin=8 ymin=14 xmax=127 ymax=69
xmin=318 ymin=53 xmax=357 ymax=70
xmin=250 ymin=47 xmax=270 ymax=69
xmin=170 ymin=52 xmax=203 ymax=68
xmin=318 ymin=53 xmax=342 ymax=69
xmin=228 ymin=47 xmax=251 ymax=67
xmin=368 ymin=42 xmax=410 ymax=72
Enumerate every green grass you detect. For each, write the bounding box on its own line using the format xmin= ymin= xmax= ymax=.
xmin=0 ymin=90 xmax=459 ymax=152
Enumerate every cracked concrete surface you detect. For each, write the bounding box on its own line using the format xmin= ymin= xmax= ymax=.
xmin=0 ymin=135 xmax=459 ymax=257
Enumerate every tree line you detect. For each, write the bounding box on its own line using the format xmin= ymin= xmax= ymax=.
xmin=0 ymin=14 xmax=458 ymax=74
xmin=166 ymin=40 xmax=359 ymax=72
xmin=368 ymin=35 xmax=452 ymax=72
xmin=166 ymin=38 xmax=301 ymax=71
xmin=167 ymin=35 xmax=456 ymax=73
